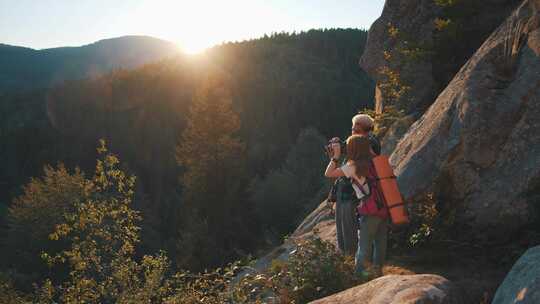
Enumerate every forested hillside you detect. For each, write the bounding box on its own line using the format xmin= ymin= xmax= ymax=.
xmin=0 ymin=29 xmax=373 ymax=291
xmin=0 ymin=36 xmax=180 ymax=91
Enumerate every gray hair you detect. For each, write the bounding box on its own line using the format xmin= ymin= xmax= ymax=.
xmin=352 ymin=114 xmax=375 ymax=131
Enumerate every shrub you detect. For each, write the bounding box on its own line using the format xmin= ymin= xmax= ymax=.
xmin=0 ymin=274 xmax=28 ymax=304
xmin=37 ymin=140 xmax=180 ymax=303
xmin=388 ymin=192 xmax=456 ymax=251
xmin=5 ymin=164 xmax=86 ymax=287
xmin=233 ymin=237 xmax=360 ymax=303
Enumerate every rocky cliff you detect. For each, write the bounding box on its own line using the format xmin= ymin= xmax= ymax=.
xmin=360 ymin=0 xmax=440 ymax=115
xmin=361 ymin=0 xmax=522 ymax=115
xmin=360 ymin=0 xmax=522 ymax=154
xmin=391 ymin=0 xmax=540 ymax=242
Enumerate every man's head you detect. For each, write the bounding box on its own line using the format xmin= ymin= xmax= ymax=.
xmin=351 ymin=114 xmax=374 ymax=135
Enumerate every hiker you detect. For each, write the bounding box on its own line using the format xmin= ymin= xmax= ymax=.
xmin=325 ymin=114 xmax=380 ymax=256
xmin=351 ymin=114 xmax=380 ymax=156
xmin=325 ymin=134 xmax=388 ymax=279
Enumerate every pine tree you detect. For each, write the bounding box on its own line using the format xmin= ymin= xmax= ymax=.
xmin=175 ymin=71 xmax=254 ymax=269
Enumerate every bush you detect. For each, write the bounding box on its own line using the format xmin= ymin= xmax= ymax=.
xmin=233 ymin=237 xmax=360 ymax=303
xmin=5 ymin=164 xmax=86 ymax=286
xmin=0 ymin=274 xmax=28 ymax=304
xmin=35 ymin=141 xmax=181 ymax=303
xmin=388 ymin=192 xmax=456 ymax=251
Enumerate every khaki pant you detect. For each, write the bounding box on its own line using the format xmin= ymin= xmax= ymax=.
xmin=355 ymin=215 xmax=388 ymax=274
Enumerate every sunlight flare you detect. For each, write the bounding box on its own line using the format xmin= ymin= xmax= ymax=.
xmin=129 ymin=0 xmax=289 ymax=54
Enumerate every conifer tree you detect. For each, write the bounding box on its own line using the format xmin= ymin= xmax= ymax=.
xmin=175 ymin=71 xmax=254 ymax=269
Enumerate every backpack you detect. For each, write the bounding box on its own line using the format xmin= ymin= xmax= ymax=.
xmin=352 ymin=162 xmax=388 ymax=219
xmin=354 ymin=156 xmax=409 ymax=226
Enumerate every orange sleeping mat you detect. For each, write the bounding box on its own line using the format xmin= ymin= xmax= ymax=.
xmin=372 ymin=155 xmax=409 ymax=225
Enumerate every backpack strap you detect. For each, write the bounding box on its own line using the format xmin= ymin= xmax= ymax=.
xmin=351 ymin=177 xmax=370 ymax=199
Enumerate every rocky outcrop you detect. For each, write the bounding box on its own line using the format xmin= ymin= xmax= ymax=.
xmin=361 ymin=0 xmax=522 ymax=155
xmin=360 ymin=0 xmax=440 ymax=114
xmin=309 ymin=274 xmax=464 ymax=304
xmin=391 ymin=0 xmax=540 ymax=241
xmin=360 ymin=0 xmax=521 ymax=115
xmin=492 ymin=246 xmax=540 ymax=303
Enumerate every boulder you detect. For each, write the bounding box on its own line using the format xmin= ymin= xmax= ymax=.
xmin=492 ymin=245 xmax=540 ymax=304
xmin=390 ymin=0 xmax=540 ymax=241
xmin=309 ymin=274 xmax=464 ymax=304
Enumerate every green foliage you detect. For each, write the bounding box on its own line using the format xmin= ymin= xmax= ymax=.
xmin=378 ymin=22 xmax=431 ymax=110
xmin=233 ymin=237 xmax=359 ymax=303
xmin=434 ymin=0 xmax=459 ymax=7
xmin=361 ymin=106 xmax=405 ymax=139
xmin=389 ymin=192 xmax=456 ymax=249
xmin=271 ymin=238 xmax=358 ymax=303
xmin=38 ymin=141 xmax=179 ymax=303
xmin=408 ymin=193 xmax=440 ymax=247
xmin=164 ymin=261 xmax=245 ymax=304
xmin=250 ymin=128 xmax=329 ymax=238
xmin=373 ymin=22 xmax=421 ymax=123
xmin=1 ymin=142 xmax=359 ymax=303
xmin=0 ymin=274 xmax=28 ymax=304
xmin=250 ymin=170 xmax=302 ymax=236
xmin=5 ymin=164 xmax=86 ymax=285
xmin=175 ymin=72 xmax=256 ymax=270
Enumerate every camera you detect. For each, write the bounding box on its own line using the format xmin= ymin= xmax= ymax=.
xmin=324 ymin=137 xmax=345 ymax=157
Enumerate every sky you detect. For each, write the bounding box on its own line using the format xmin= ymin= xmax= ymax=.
xmin=0 ymin=0 xmax=386 ymax=53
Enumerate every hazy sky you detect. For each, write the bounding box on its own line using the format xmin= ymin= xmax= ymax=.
xmin=1 ymin=0 xmax=386 ymax=53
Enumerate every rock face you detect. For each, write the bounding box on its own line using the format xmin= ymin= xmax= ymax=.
xmin=309 ymin=274 xmax=464 ymax=304
xmin=380 ymin=114 xmax=416 ymax=155
xmin=492 ymin=246 xmax=540 ymax=304
xmin=361 ymin=0 xmax=522 ymax=155
xmin=360 ymin=0 xmax=522 ymax=115
xmin=360 ymin=0 xmax=440 ymax=114
xmin=391 ymin=0 xmax=540 ymax=241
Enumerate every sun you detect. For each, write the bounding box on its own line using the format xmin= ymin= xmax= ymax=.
xmin=128 ymin=0 xmax=280 ymax=55
xmin=176 ymin=33 xmax=216 ymax=54
xmin=127 ymin=1 xmax=226 ymax=54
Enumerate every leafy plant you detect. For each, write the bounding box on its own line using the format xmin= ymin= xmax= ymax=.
xmin=38 ymin=140 xmax=179 ymax=303
xmin=5 ymin=164 xmax=87 ymax=286
xmin=361 ymin=106 xmax=405 ymax=139
xmin=233 ymin=237 xmax=359 ymax=303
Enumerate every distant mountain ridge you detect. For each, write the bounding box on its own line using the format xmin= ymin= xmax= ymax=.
xmin=0 ymin=35 xmax=180 ymax=91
